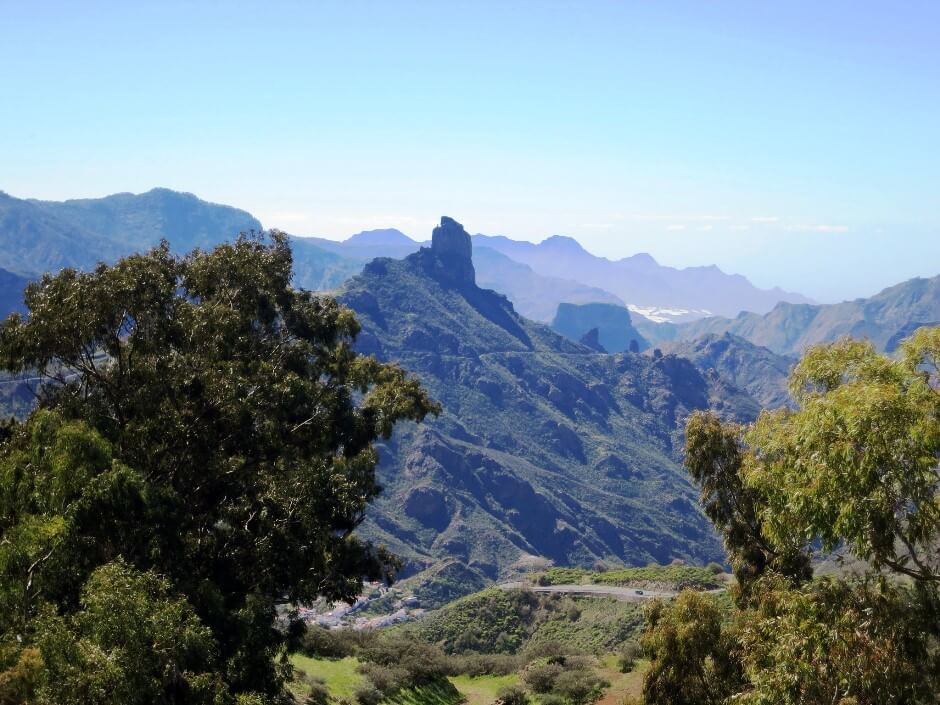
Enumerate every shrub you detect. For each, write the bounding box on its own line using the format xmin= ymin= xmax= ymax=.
xmin=617 ymin=642 xmax=642 ymax=673
xmin=552 ymin=669 xmax=608 ymax=705
xmin=300 ymin=626 xmax=355 ymax=658
xmin=522 ymin=640 xmax=567 ymax=660
xmin=353 ymin=683 xmax=383 ymax=705
xmin=561 ymin=655 xmax=593 ymax=671
xmin=707 ymin=562 xmax=724 ymax=575
xmin=357 ymin=662 xmax=408 ymax=696
xmin=540 ymin=695 xmax=567 ymax=705
xmin=304 ymin=678 xmax=331 ymax=705
xmin=448 ymin=653 xmax=522 ymax=677
xmin=496 ymin=684 xmax=530 ymax=705
xmin=522 ymin=663 xmax=563 ymax=693
xmin=360 ymin=635 xmax=449 ymax=685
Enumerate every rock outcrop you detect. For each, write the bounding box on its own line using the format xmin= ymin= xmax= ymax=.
xmin=428 ymin=216 xmax=475 ymax=285
xmin=578 ymin=327 xmax=607 ymax=353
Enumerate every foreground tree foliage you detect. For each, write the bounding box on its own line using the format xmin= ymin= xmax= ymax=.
xmin=641 ymin=591 xmax=743 ymax=705
xmin=0 ymin=233 xmax=437 ymax=703
xmin=645 ymin=328 xmax=940 ymax=705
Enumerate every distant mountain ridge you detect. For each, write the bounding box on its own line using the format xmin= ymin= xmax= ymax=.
xmin=293 ymin=229 xmax=625 ymax=321
xmin=651 ymin=276 xmax=940 ymax=355
xmin=0 ymin=188 xmax=814 ymax=325
xmin=0 ymin=188 xmax=262 ymax=275
xmin=471 ymin=233 xmax=814 ymax=319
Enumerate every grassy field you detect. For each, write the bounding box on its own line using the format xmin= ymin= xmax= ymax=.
xmin=390 ymin=681 xmax=466 ymax=705
xmin=289 ymin=655 xmax=517 ymax=705
xmin=290 ymin=652 xmax=649 ymax=705
xmin=290 ymin=654 xmax=364 ymax=700
xmin=448 ymin=674 xmax=519 ymax=705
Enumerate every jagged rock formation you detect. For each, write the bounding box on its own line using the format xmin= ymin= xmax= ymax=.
xmin=579 ymin=327 xmax=607 ymax=353
xmin=338 ymin=217 xmax=763 ymax=590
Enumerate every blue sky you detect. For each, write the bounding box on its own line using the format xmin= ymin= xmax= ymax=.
xmin=1 ymin=1 xmax=938 ymax=302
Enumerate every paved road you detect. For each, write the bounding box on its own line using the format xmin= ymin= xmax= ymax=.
xmin=497 ymin=582 xmax=677 ymax=602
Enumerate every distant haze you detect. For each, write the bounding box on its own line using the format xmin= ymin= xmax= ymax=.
xmin=2 ymin=2 xmax=938 ymax=302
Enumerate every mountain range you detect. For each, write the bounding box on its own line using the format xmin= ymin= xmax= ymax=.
xmin=336 ymin=217 xmax=762 ymax=586
xmin=640 ymin=276 xmax=940 ymax=356
xmin=0 ymin=188 xmax=813 ymax=324
xmin=1 ymin=187 xmax=939 ymax=595
xmin=471 ymin=233 xmax=814 ymax=320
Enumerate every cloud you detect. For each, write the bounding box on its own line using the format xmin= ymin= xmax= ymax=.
xmin=580 ymin=223 xmax=613 ymax=230
xmin=635 ymin=214 xmax=730 ymax=222
xmin=700 ymin=225 xmax=713 ymax=231
xmin=666 ymin=224 xmax=687 ymax=231
xmin=786 ymin=224 xmax=850 ymax=233
xmin=731 ymin=224 xmax=750 ymax=231
xmin=751 ymin=216 xmax=779 ymax=223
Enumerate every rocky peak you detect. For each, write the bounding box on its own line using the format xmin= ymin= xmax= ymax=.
xmin=579 ymin=327 xmax=607 ymax=353
xmin=429 ymin=216 xmax=475 ymax=285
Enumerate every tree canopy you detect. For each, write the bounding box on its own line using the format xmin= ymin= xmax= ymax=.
xmin=645 ymin=328 xmax=940 ymax=705
xmin=0 ymin=233 xmax=437 ymax=703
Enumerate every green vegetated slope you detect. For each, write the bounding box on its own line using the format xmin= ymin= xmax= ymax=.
xmin=338 ymin=218 xmax=763 ymax=590
xmin=551 ymin=303 xmax=649 ymax=353
xmin=658 ymin=333 xmax=796 ymax=409
xmin=650 ymin=275 xmax=940 ymax=355
xmin=401 ymin=588 xmax=645 ymax=656
xmin=533 ymin=564 xmax=724 ymax=590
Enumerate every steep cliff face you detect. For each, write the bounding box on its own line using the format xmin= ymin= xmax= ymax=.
xmin=338 ymin=217 xmax=762 ymax=587
xmin=552 ymin=302 xmax=649 ymax=352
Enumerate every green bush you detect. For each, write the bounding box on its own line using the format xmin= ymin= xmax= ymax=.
xmin=496 ymin=684 xmax=530 ymax=705
xmin=359 ymin=635 xmax=450 ymax=685
xmin=357 ymin=662 xmax=408 ymax=695
xmin=353 ymin=683 xmax=383 ymax=705
xmin=617 ymin=641 xmax=642 ymax=673
xmin=300 ymin=626 xmax=357 ymax=659
xmin=447 ymin=653 xmax=522 ymax=676
xmin=521 ymin=662 xmax=564 ymax=693
xmin=304 ymin=678 xmax=331 ymax=705
xmin=552 ymin=669 xmax=608 ymax=705
xmin=521 ymin=640 xmax=568 ymax=660
xmin=540 ymin=695 xmax=567 ymax=705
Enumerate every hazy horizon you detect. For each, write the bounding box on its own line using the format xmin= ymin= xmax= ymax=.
xmin=2 ymin=2 xmax=938 ymax=302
